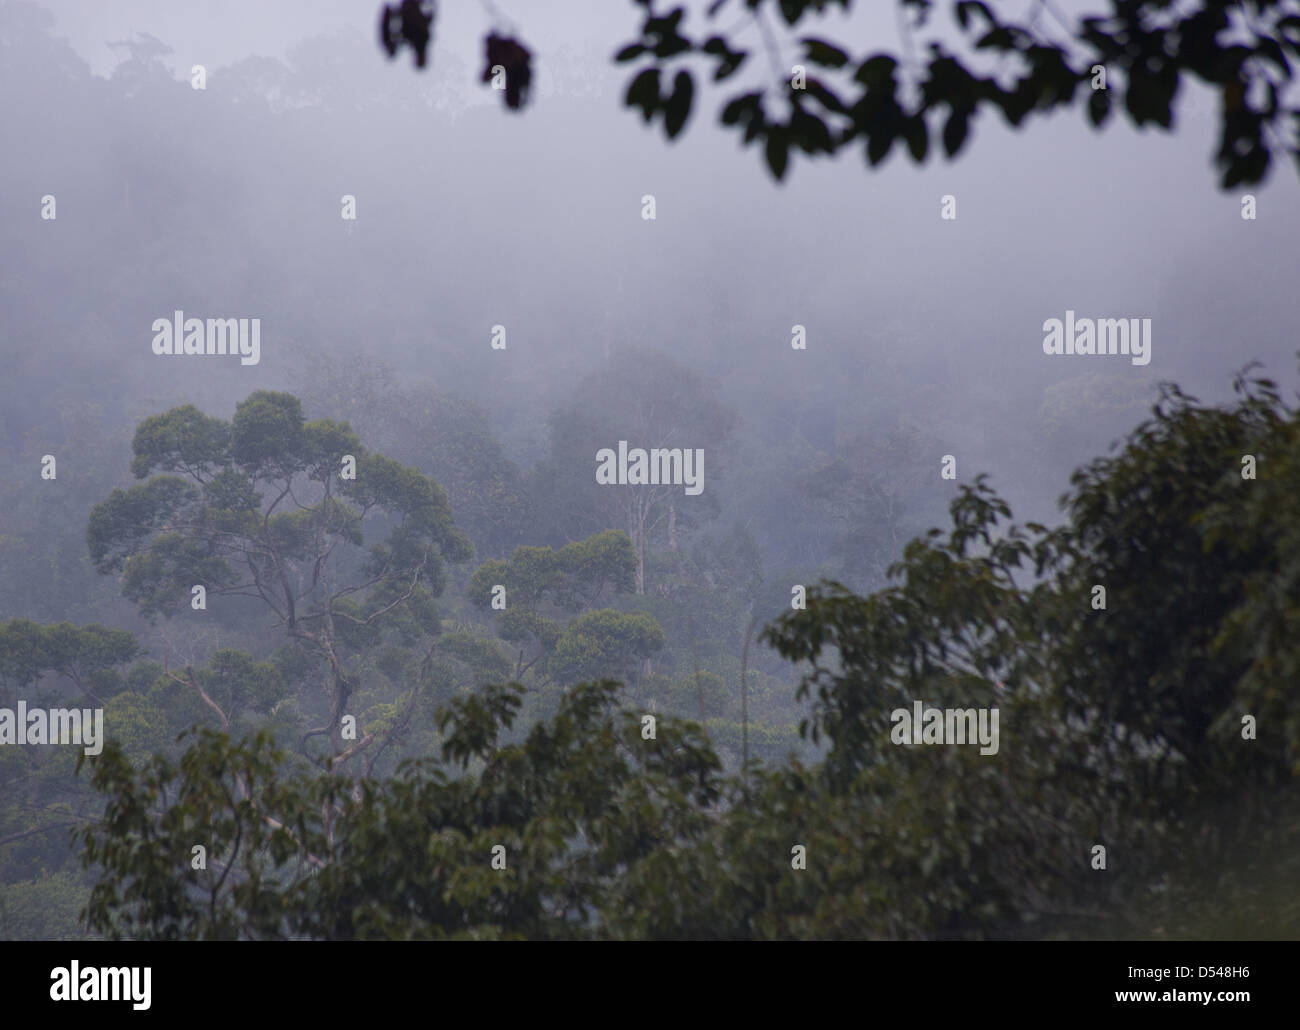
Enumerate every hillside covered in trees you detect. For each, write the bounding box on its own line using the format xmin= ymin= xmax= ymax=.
xmin=2 ymin=0 xmax=1298 ymax=944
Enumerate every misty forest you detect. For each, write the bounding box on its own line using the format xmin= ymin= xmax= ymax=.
xmin=2 ymin=0 xmax=1300 ymax=941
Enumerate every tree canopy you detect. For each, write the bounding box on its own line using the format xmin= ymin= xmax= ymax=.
xmin=380 ymin=0 xmax=1300 ymax=188
xmin=86 ymin=391 xmax=473 ymax=761
xmin=71 ymin=366 xmax=1300 ymax=939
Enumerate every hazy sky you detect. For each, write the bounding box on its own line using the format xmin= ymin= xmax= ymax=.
xmin=7 ymin=0 xmax=1300 ymax=529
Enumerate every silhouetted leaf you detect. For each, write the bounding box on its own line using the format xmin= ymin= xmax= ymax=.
xmin=766 ymin=131 xmax=790 ymax=179
xmin=626 ymin=67 xmax=662 ymax=121
xmin=802 ymin=38 xmax=850 ymax=69
xmin=942 ymin=110 xmax=968 ymax=156
xmin=664 ymin=71 xmax=694 ymax=139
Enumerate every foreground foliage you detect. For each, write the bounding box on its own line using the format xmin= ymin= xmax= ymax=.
xmin=74 ymin=370 xmax=1300 ymax=938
